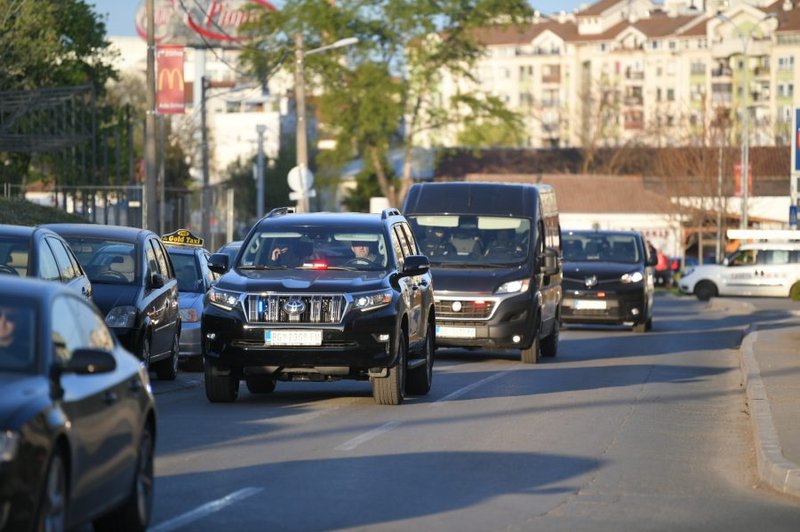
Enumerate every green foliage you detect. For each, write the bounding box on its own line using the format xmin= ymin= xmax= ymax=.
xmin=457 ymin=119 xmax=525 ymax=148
xmin=0 ymin=197 xmax=87 ymax=225
xmin=790 ymin=282 xmax=800 ymax=302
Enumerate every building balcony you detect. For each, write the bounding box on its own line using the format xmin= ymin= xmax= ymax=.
xmin=625 ymin=69 xmax=644 ymax=80
xmin=712 ymin=67 xmax=733 ymax=77
xmin=542 ymin=74 xmax=561 ymax=84
xmin=624 ymin=96 xmax=643 ymax=106
xmin=624 ymin=120 xmax=643 ymax=130
xmin=541 ymin=99 xmax=561 ymax=108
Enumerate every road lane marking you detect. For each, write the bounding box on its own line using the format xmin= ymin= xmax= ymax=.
xmin=149 ymin=487 xmax=263 ymax=532
xmin=335 ymin=420 xmax=403 ymax=451
xmin=431 ymin=366 xmax=517 ymax=406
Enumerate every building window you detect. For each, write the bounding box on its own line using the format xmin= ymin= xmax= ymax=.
xmin=778 ymin=56 xmax=795 ymax=71
xmin=669 ymin=41 xmax=676 ymax=50
xmin=667 ymin=88 xmax=675 ymax=101
xmin=691 ymin=61 xmax=705 ymax=75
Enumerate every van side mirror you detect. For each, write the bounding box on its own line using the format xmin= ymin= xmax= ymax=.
xmin=208 ymin=253 xmax=230 ymax=274
xmin=540 ymin=247 xmax=560 ymax=276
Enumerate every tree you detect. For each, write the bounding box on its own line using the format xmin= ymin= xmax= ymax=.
xmin=457 ymin=119 xmax=525 ymax=148
xmin=239 ymin=0 xmax=532 ymax=207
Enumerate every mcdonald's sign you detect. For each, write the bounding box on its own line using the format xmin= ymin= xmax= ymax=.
xmin=157 ymin=45 xmax=185 ymax=114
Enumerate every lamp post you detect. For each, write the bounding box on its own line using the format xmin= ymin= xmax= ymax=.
xmin=294 ymin=35 xmax=358 ymax=212
xmin=256 ymin=124 xmax=266 ymax=219
xmin=715 ymin=13 xmax=777 ymax=230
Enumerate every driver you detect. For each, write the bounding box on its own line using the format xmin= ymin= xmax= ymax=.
xmin=350 ymin=240 xmax=378 ymax=263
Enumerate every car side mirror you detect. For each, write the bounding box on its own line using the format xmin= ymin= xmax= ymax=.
xmin=149 ymin=272 xmax=166 ymax=289
xmin=56 ymin=348 xmax=117 ymax=376
xmin=208 ymin=253 xmax=229 ymax=274
xmin=539 ymin=247 xmax=560 ymax=276
xmin=402 ymin=255 xmax=430 ymax=276
xmin=646 ymin=254 xmax=658 ymax=267
xmin=722 ymin=257 xmax=730 ymax=266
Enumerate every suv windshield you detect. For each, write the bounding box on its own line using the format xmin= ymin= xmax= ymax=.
xmin=238 ymin=228 xmax=389 ymax=271
xmin=406 ymin=215 xmax=530 ymax=266
xmin=563 ymin=233 xmax=641 ymax=264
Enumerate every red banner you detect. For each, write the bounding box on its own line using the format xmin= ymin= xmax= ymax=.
xmin=734 ymin=162 xmax=753 ymax=197
xmin=157 ymin=45 xmax=185 ymax=114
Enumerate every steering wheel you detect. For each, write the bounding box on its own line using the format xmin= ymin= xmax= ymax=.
xmin=344 ymin=257 xmax=374 ymax=267
xmin=96 ymin=270 xmax=128 ymax=282
xmin=0 ymin=264 xmax=19 ymax=275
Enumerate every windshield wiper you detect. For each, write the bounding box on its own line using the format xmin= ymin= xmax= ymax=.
xmin=237 ymin=265 xmax=287 ymax=270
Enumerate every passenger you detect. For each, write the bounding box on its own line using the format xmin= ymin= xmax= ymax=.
xmin=422 ymin=227 xmax=456 ymax=258
xmin=269 ymin=239 xmax=312 ymax=267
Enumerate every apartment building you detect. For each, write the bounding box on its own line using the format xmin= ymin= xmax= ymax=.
xmin=431 ymin=0 xmax=800 ymax=150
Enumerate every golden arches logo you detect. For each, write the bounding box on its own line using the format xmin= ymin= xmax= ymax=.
xmin=158 ymin=68 xmax=184 ymax=91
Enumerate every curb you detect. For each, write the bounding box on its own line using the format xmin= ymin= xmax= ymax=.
xmin=739 ymin=325 xmax=800 ymax=498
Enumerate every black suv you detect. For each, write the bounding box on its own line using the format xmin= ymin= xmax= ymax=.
xmin=203 ymin=208 xmax=435 ymax=405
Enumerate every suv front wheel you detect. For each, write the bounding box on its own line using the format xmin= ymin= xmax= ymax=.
xmin=372 ymin=331 xmax=407 ymax=405
xmin=406 ymin=322 xmax=434 ymax=395
xmin=205 ymin=360 xmax=240 ymax=403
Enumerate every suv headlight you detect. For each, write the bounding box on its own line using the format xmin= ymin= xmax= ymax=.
xmin=352 ymin=289 xmax=393 ymax=312
xmin=106 ymin=306 xmax=137 ymax=328
xmin=208 ymin=287 xmax=241 ymax=311
xmin=621 ymin=271 xmax=644 ymax=284
xmin=0 ymin=430 xmax=20 ymax=462
xmin=496 ymin=279 xmax=530 ymax=294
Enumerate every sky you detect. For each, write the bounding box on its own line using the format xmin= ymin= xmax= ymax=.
xmin=90 ymin=1 xmax=589 ymax=37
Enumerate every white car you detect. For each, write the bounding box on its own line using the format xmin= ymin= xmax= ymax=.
xmin=679 ymin=241 xmax=800 ymax=300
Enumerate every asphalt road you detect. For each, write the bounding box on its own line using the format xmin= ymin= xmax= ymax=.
xmin=144 ymin=294 xmax=800 ymax=531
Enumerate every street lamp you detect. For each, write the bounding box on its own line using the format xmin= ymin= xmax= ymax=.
xmin=715 ymin=13 xmax=777 ymax=230
xmin=255 ymin=124 xmax=266 ymax=219
xmin=294 ymin=35 xmax=359 ymax=212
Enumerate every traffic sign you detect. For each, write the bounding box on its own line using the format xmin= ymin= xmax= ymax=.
xmin=287 ymin=166 xmax=314 ymax=192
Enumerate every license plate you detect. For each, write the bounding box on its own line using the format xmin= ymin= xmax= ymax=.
xmin=265 ymin=329 xmax=322 ymax=346
xmin=436 ymin=325 xmax=476 ymax=339
xmin=575 ymin=300 xmax=607 ymax=310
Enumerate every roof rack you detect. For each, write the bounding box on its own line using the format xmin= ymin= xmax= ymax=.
xmin=266 ymin=207 xmax=296 ymax=218
xmin=381 ymin=208 xmax=401 ymax=220
xmin=727 ymin=229 xmax=800 ymax=242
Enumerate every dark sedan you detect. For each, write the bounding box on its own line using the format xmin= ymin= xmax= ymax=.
xmin=0 ymin=224 xmax=92 ymax=301
xmin=44 ymin=223 xmax=182 ymax=380
xmin=0 ymin=276 xmax=156 ymax=531
xmin=561 ymin=229 xmax=656 ymax=332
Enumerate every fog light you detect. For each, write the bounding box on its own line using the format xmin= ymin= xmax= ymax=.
xmin=512 ymin=335 xmax=521 ymax=343
xmin=206 ymin=332 xmax=216 ymax=340
xmin=631 ymin=308 xmax=640 ymax=316
xmin=378 ymin=334 xmax=390 ymax=342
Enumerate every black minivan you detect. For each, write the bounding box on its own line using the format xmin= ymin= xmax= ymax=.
xmin=403 ymin=181 xmax=562 ymax=364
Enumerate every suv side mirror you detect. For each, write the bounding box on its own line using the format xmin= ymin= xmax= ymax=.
xmin=402 ymin=255 xmax=430 ymax=276
xmin=149 ymin=272 xmax=166 ymax=289
xmin=208 ymin=253 xmax=230 ymax=274
xmin=540 ymin=247 xmax=560 ymax=276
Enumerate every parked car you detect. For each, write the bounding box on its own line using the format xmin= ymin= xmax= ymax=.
xmin=0 ymin=224 xmax=92 ymax=300
xmin=0 ymin=276 xmax=156 ymax=532
xmin=403 ymin=181 xmax=562 ymax=363
xmin=561 ymin=229 xmax=656 ymax=332
xmin=44 ymin=223 xmax=182 ymax=380
xmin=203 ymin=208 xmax=435 ymax=405
xmin=162 ymin=229 xmax=219 ymax=371
xmin=215 ymin=240 xmax=242 ymax=264
xmin=679 ymin=240 xmax=800 ymax=300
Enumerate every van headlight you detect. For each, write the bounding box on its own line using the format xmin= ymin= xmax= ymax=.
xmin=496 ymin=279 xmax=530 ymax=294
xmin=208 ymin=288 xmax=241 ymax=311
xmin=106 ymin=306 xmax=137 ymax=328
xmin=621 ymin=271 xmax=644 ymax=284
xmin=352 ymin=290 xmax=393 ymax=312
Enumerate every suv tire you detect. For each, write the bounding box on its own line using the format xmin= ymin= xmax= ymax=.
xmin=205 ymin=360 xmax=239 ymax=403
xmin=540 ymin=320 xmax=559 ymax=358
xmin=406 ymin=322 xmax=434 ymax=395
xmin=372 ymin=331 xmax=407 ymax=405
xmin=521 ymin=332 xmax=540 ymax=364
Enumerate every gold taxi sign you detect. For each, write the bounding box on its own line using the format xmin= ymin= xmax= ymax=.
xmin=161 ymin=229 xmax=204 ymax=247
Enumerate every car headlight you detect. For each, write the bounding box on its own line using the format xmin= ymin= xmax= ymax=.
xmin=208 ymin=287 xmax=241 ymax=311
xmin=352 ymin=290 xmax=393 ymax=312
xmin=683 ymin=267 xmax=695 ymax=277
xmin=621 ymin=271 xmax=644 ymax=284
xmin=105 ymin=306 xmax=137 ymax=328
xmin=496 ymin=279 xmax=530 ymax=294
xmin=180 ymin=308 xmax=200 ymax=323
xmin=0 ymin=430 xmax=20 ymax=462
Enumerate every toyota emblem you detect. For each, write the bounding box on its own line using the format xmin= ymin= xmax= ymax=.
xmin=451 ymin=301 xmax=462 ymax=312
xmin=584 ymin=275 xmax=598 ymax=288
xmin=283 ymin=298 xmax=306 ymax=315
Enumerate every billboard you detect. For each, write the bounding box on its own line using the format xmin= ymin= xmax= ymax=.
xmin=157 ymin=45 xmax=185 ymax=114
xmin=136 ymin=0 xmax=276 ymax=48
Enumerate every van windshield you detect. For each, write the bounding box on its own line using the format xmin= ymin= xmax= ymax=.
xmin=563 ymin=233 xmax=641 ymax=264
xmin=407 ymin=215 xmax=530 ymax=266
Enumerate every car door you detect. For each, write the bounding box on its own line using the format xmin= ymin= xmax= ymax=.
xmin=721 ymin=249 xmax=760 ymax=295
xmin=51 ymin=295 xmax=130 ymax=518
xmin=391 ymin=224 xmax=423 ymax=350
xmin=150 ymin=238 xmax=180 ymax=355
xmin=400 ymin=222 xmax=431 ymax=348
xmin=754 ymin=249 xmax=794 ymax=297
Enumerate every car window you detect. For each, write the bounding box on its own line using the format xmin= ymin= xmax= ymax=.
xmin=47 ymin=237 xmax=78 ymax=281
xmin=145 ymin=240 xmax=159 ymax=277
xmin=51 ymin=296 xmax=82 ymax=364
xmin=730 ymin=249 xmax=758 ymax=266
xmin=0 ymin=236 xmax=29 ymax=277
xmin=152 ymin=239 xmax=173 ymax=278
xmin=169 ymin=251 xmax=203 ymax=293
xmin=390 ymin=226 xmax=406 ymax=269
xmin=65 ymin=238 xmax=137 ymax=285
xmin=38 ymin=240 xmax=61 ymax=282
xmin=762 ymin=250 xmax=790 ymax=265
xmin=69 ymin=298 xmax=114 ymax=351
xmin=400 ymin=223 xmax=419 ymax=255
xmin=0 ymin=299 xmax=37 ymax=373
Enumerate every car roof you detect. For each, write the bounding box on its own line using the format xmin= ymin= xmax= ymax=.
xmin=166 ymin=246 xmax=204 ymax=255
xmin=0 ymin=224 xmax=59 ymax=239
xmin=43 ymin=223 xmax=153 ymax=242
xmin=0 ymin=275 xmax=67 ymax=301
xmin=565 ymin=229 xmax=641 ymax=238
xmin=255 ymin=212 xmax=392 ymax=230
xmin=740 ymin=242 xmax=800 ymax=250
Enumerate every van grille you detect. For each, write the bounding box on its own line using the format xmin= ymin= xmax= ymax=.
xmin=435 ymin=299 xmax=495 ymax=320
xmin=245 ymin=294 xmax=347 ymax=324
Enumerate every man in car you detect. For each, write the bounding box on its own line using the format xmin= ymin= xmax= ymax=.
xmin=350 ymin=240 xmax=379 ymax=264
xmin=269 ymin=239 xmax=312 ymax=267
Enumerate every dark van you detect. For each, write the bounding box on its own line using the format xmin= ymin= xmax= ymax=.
xmin=403 ymin=182 xmax=562 ymax=363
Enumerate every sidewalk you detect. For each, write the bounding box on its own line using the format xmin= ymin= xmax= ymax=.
xmin=714 ymin=298 xmax=800 ymax=498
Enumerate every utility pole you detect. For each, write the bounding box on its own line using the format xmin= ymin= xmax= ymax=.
xmin=201 ymin=76 xmax=211 ymax=241
xmin=144 ymin=0 xmax=158 ymax=232
xmin=294 ymin=33 xmax=309 ymax=213
xmin=256 ymin=124 xmax=266 ymax=219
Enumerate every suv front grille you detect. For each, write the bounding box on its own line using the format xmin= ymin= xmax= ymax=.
xmin=435 ymin=299 xmax=495 ymax=320
xmin=245 ymin=294 xmax=347 ymax=324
